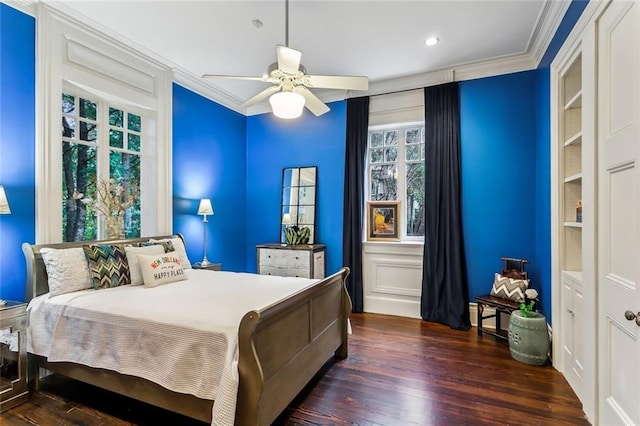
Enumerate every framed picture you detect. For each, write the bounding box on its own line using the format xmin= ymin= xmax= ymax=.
xmin=367 ymin=201 xmax=400 ymax=240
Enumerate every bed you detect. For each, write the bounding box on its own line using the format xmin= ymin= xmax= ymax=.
xmin=22 ymin=234 xmax=351 ymax=425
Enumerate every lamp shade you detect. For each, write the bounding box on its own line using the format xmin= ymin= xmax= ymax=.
xmin=197 ymin=198 xmax=214 ymax=215
xmin=269 ymin=91 xmax=305 ymax=119
xmin=282 ymin=213 xmax=292 ymax=224
xmin=0 ymin=185 xmax=10 ymax=214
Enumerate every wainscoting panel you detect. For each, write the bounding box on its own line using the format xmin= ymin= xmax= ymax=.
xmin=362 ymin=242 xmax=423 ymax=318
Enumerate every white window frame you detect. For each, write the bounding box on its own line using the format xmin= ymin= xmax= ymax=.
xmin=366 ymin=121 xmax=425 ymax=242
xmin=36 ymin=4 xmax=172 ymax=243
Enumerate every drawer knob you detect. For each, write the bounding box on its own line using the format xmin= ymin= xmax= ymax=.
xmin=295 ymin=256 xmax=299 ymax=260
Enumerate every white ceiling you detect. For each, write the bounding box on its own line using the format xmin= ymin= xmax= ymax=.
xmin=41 ymin=0 xmax=566 ymax=114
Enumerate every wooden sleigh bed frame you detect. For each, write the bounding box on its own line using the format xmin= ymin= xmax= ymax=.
xmin=22 ymin=234 xmax=352 ymax=425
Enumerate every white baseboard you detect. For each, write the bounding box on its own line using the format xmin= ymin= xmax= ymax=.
xmin=364 ymin=296 xmax=421 ymax=319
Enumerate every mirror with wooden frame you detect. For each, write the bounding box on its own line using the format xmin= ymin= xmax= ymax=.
xmin=280 ymin=166 xmax=317 ymax=244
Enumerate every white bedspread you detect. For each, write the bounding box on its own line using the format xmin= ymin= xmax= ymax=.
xmin=27 ymin=269 xmax=317 ymax=425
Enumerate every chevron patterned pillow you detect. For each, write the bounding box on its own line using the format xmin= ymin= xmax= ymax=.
xmin=83 ymin=244 xmax=131 ymax=289
xmin=490 ymin=273 xmax=529 ymax=302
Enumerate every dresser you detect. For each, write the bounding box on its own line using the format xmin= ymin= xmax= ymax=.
xmin=257 ymin=244 xmax=326 ymax=279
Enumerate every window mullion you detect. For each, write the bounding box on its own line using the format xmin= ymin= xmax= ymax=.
xmin=398 ymin=131 xmax=406 ymax=239
xmin=97 ymin=100 xmax=109 ymax=183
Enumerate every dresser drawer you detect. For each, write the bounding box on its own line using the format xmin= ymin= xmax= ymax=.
xmin=259 ymin=265 xmax=311 ymax=278
xmin=259 ymin=248 xmax=311 ymax=269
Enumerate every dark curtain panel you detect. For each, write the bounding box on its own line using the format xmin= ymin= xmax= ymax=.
xmin=342 ymin=96 xmax=370 ymax=312
xmin=421 ymin=83 xmax=471 ymax=330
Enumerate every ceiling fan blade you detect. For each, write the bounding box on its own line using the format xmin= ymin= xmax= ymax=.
xmin=304 ymin=75 xmax=369 ymax=91
xmin=240 ymin=85 xmax=282 ymax=108
xmin=201 ymin=74 xmax=268 ymax=82
xmin=294 ymin=86 xmax=330 ymax=116
xmin=276 ymin=45 xmax=302 ymax=74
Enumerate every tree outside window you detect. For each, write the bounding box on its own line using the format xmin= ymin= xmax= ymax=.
xmin=61 ymin=92 xmax=142 ymax=241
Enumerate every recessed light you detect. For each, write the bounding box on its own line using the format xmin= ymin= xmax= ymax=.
xmin=425 ymin=37 xmax=439 ymax=46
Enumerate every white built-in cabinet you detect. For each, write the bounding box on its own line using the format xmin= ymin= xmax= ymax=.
xmin=556 ymin=52 xmax=586 ymax=403
xmin=552 ymin=4 xmax=600 ymax=421
xmin=551 ymin=1 xmax=640 ymax=424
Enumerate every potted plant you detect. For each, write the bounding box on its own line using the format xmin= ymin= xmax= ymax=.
xmin=508 ymin=289 xmax=550 ymax=365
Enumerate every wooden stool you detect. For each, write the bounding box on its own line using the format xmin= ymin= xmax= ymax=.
xmin=475 ymin=294 xmax=520 ymax=341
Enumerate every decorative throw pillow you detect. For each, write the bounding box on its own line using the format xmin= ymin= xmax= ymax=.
xmin=136 ymin=252 xmax=187 ymax=288
xmin=82 ymin=244 xmax=131 ymax=289
xmin=40 ymin=247 xmax=93 ymax=297
xmin=124 ymin=244 xmax=165 ymax=285
xmin=148 ymin=237 xmax=192 ymax=269
xmin=490 ymin=273 xmax=529 ymax=302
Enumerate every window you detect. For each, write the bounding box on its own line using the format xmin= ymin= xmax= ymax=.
xmin=367 ymin=123 xmax=425 ymax=239
xmin=61 ymin=92 xmax=142 ymax=241
xmin=37 ymin=9 xmax=172 ymax=244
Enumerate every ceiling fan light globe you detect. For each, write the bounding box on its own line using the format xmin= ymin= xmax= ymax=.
xmin=269 ymin=91 xmax=305 ymax=119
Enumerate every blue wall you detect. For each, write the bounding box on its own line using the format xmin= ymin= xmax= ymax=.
xmin=460 ymin=71 xmax=539 ymax=305
xmin=0 ymin=4 xmax=36 ymax=302
xmin=172 ymin=84 xmax=247 ymax=272
xmin=246 ymin=103 xmax=347 ymax=275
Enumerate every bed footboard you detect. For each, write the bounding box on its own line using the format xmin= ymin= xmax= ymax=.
xmin=236 ymin=267 xmax=351 ymax=426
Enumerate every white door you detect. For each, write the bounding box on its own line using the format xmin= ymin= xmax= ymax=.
xmin=598 ymin=1 xmax=640 ymax=425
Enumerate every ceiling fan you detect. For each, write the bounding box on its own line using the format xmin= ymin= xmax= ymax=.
xmin=202 ymin=0 xmax=368 ymax=118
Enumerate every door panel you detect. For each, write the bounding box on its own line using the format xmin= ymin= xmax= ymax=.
xmin=598 ymin=1 xmax=640 ymax=425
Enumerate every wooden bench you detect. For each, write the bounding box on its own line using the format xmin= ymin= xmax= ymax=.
xmin=475 ymin=294 xmax=520 ymax=341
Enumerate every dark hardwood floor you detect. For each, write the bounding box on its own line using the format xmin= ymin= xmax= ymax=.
xmin=2 ymin=313 xmax=588 ymax=425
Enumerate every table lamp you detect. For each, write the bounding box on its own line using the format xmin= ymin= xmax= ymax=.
xmin=197 ymin=198 xmax=214 ymax=266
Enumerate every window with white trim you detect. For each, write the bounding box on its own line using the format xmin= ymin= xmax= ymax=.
xmin=37 ymin=7 xmax=172 ymax=244
xmin=61 ymin=92 xmax=143 ymax=241
xmin=366 ymin=123 xmax=425 ymax=239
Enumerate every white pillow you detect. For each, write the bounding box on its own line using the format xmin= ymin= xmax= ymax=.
xmin=41 ymin=247 xmax=93 ymax=297
xmin=124 ymin=245 xmax=165 ymax=285
xmin=148 ymin=237 xmax=192 ymax=269
xmin=136 ymin=252 xmax=187 ymax=288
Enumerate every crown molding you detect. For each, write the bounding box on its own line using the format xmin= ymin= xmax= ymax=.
xmin=172 ymin=68 xmax=245 ymax=115
xmin=530 ymin=0 xmax=571 ymax=66
xmin=452 ymin=52 xmax=537 ymax=82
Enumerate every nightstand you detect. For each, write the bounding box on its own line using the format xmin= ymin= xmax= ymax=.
xmin=192 ymin=262 xmax=221 ymax=271
xmin=0 ymin=301 xmax=28 ymax=412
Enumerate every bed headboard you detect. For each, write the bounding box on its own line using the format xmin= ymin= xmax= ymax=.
xmin=21 ymin=234 xmax=185 ymax=302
